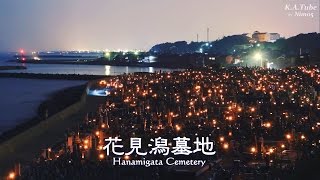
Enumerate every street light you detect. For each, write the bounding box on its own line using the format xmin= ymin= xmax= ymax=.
xmin=254 ymin=52 xmax=263 ymax=67
xmin=104 ymin=52 xmax=111 ymax=60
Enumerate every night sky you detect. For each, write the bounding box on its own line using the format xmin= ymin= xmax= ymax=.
xmin=0 ymin=0 xmax=319 ymax=51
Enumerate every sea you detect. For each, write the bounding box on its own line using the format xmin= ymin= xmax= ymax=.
xmin=0 ymin=52 xmax=179 ymax=75
xmin=0 ymin=52 xmax=180 ymax=134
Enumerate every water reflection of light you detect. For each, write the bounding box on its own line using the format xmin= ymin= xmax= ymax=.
xmin=126 ymin=66 xmax=129 ymax=74
xmin=87 ymin=89 xmax=111 ymax=96
xmin=149 ymin=67 xmax=154 ymax=73
xmin=105 ymin=66 xmax=111 ymax=75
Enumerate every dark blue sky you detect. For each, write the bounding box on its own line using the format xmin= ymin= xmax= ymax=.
xmin=0 ymin=0 xmax=319 ymax=51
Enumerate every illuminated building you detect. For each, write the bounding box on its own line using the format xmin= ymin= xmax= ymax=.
xmin=251 ymin=31 xmax=280 ymax=42
xmin=252 ymin=31 xmax=270 ymax=42
xmin=269 ymin=33 xmax=280 ymax=42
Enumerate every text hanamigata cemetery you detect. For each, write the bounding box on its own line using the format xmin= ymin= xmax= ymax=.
xmin=103 ymin=137 xmax=216 ymax=167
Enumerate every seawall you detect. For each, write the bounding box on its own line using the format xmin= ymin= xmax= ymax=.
xmin=0 ymin=89 xmax=87 ymax=176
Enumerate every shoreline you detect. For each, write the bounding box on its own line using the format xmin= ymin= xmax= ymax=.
xmin=0 ymin=65 xmax=26 ymax=70
xmin=0 ymin=83 xmax=103 ymax=176
xmin=0 ymin=91 xmax=107 ymax=176
xmin=0 ymin=72 xmax=110 ymax=80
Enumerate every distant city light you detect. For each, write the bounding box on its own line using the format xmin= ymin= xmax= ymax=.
xmin=33 ymin=57 xmax=41 ymax=61
xmin=148 ymin=56 xmax=157 ymax=63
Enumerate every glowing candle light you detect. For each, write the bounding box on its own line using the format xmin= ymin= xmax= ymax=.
xmin=264 ymin=122 xmax=271 ymax=128
xmin=223 ymin=143 xmax=229 ymax=150
xmin=99 ymin=153 xmax=105 ymax=160
xmin=124 ymin=155 xmax=130 ymax=160
xmin=286 ymin=134 xmax=292 ymax=140
xmin=269 ymin=148 xmax=274 ymax=153
xmin=251 ymin=147 xmax=256 ymax=153
xmin=219 ymin=136 xmax=225 ymax=142
xmin=8 ymin=172 xmax=15 ymax=179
